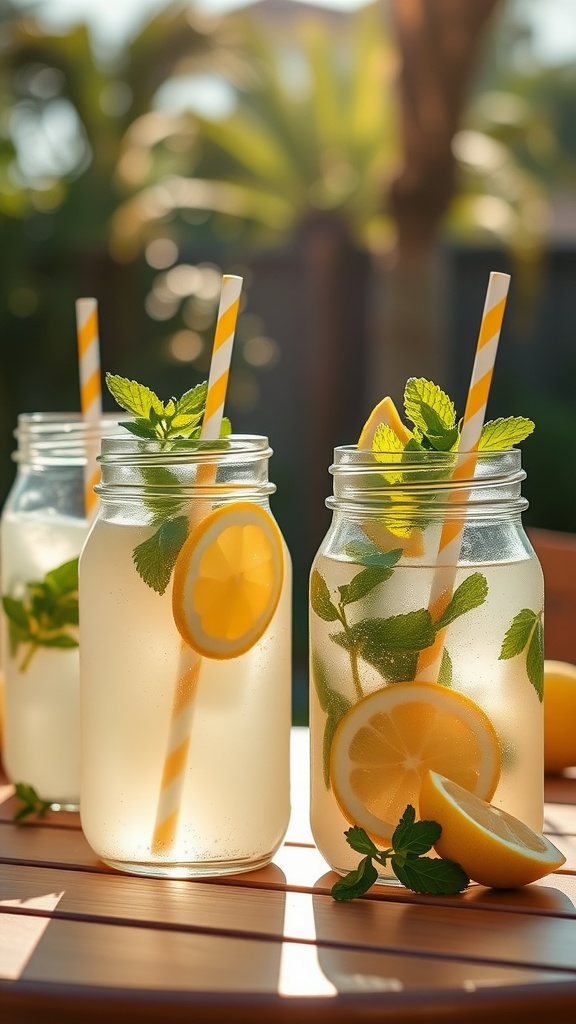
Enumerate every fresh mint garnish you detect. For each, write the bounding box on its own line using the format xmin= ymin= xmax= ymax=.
xmin=13 ymin=782 xmax=52 ymax=823
xmin=106 ymin=374 xmax=210 ymax=441
xmin=374 ymin=377 xmax=535 ymax=457
xmin=499 ymin=608 xmax=544 ymax=701
xmin=478 ymin=417 xmax=535 ymax=451
xmin=132 ymin=516 xmax=189 ymax=596
xmin=311 ymin=650 xmax=352 ymax=788
xmin=2 ymin=558 xmax=79 ymax=671
xmin=331 ymin=806 xmax=469 ymax=900
xmin=106 ymin=374 xmax=232 ymax=594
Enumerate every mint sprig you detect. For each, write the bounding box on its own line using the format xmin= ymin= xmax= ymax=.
xmin=106 ymin=373 xmax=229 ymax=441
xmin=374 ymin=377 xmax=535 ymax=456
xmin=331 ymin=806 xmax=469 ymax=900
xmin=2 ymin=558 xmax=79 ymax=672
xmin=13 ymin=782 xmax=52 ymax=823
xmin=106 ymin=374 xmax=232 ymax=594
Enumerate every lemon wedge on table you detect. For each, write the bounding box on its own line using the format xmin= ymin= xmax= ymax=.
xmin=544 ymin=660 xmax=576 ymax=774
xmin=419 ymin=770 xmax=566 ymax=888
xmin=329 ymin=682 xmax=501 ymax=844
xmin=172 ymin=501 xmax=284 ymax=660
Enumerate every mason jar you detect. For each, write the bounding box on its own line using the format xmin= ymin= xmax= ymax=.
xmin=0 ymin=412 xmax=120 ymax=809
xmin=309 ymin=445 xmax=544 ymax=878
xmin=79 ymin=434 xmax=292 ymax=878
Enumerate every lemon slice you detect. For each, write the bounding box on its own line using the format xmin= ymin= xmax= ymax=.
xmin=544 ymin=659 xmax=576 ymax=774
xmin=172 ymin=501 xmax=284 ymax=659
xmin=419 ymin=770 xmax=566 ymax=888
xmin=358 ymin=396 xmax=412 ymax=449
xmin=330 ymin=682 xmax=501 ymax=843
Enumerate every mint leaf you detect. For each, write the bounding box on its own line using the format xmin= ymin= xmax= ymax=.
xmin=310 ymin=569 xmax=340 ymax=622
xmin=13 ymin=782 xmax=51 ymax=823
xmin=40 ymin=634 xmax=79 ymax=649
xmin=311 ymin=650 xmax=352 ymax=788
xmin=345 ymin=542 xmax=402 ymax=569
xmin=44 ymin=558 xmax=78 ymax=595
xmin=331 ymin=856 xmax=379 ymax=901
xmin=435 ymin=573 xmax=488 ymax=630
xmin=479 ymin=417 xmax=535 ymax=451
xmin=392 ymin=805 xmax=440 ymax=855
xmin=2 ymin=596 xmax=29 ymax=632
xmin=173 ymin=382 xmax=208 ymax=418
xmin=392 ymin=854 xmax=469 ymax=895
xmin=347 ymin=610 xmax=436 ymax=653
xmin=404 ymin=378 xmax=456 ymax=435
xmin=438 ymin=648 xmax=453 ymax=687
xmin=526 ymin=618 xmax=544 ymax=701
xmin=372 ymin=423 xmax=406 ymax=455
xmin=499 ymin=608 xmax=538 ymax=659
xmin=339 ymin=565 xmax=395 ymax=606
xmin=344 ymin=826 xmax=381 ymax=858
xmin=132 ymin=516 xmax=189 ymax=595
xmin=106 ymin=373 xmax=164 ymax=419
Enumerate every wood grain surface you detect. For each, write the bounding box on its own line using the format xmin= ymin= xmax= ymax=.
xmin=1 ymin=729 xmax=576 ymax=1023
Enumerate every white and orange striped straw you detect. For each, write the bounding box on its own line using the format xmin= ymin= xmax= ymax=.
xmin=416 ymin=271 xmax=511 ymax=682
xmin=75 ymin=297 xmax=102 ymax=518
xmin=151 ymin=274 xmax=242 ymax=855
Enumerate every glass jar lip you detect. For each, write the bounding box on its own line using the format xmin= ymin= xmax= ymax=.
xmin=99 ymin=432 xmax=272 ymax=464
xmin=13 ymin=412 xmax=124 ymax=465
xmin=333 ymin=444 xmax=522 ymax=462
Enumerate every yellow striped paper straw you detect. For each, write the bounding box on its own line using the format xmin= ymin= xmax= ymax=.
xmin=151 ymin=274 xmax=242 ymax=855
xmin=416 ymin=271 xmax=511 ymax=682
xmin=75 ymin=297 xmax=102 ymax=518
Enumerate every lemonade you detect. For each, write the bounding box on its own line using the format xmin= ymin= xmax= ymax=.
xmin=80 ymin=517 xmax=291 ymax=871
xmin=0 ymin=413 xmax=120 ymax=808
xmin=1 ymin=511 xmax=87 ymax=805
xmin=309 ymin=381 xmax=543 ymax=880
xmin=78 ymin=376 xmax=292 ymax=877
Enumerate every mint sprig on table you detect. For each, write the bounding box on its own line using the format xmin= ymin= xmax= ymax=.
xmin=12 ymin=783 xmax=52 ymax=823
xmin=106 ymin=374 xmax=231 ymax=594
xmin=331 ymin=806 xmax=469 ymax=900
xmin=2 ymin=558 xmax=79 ymax=672
xmin=373 ymin=377 xmax=534 ymax=456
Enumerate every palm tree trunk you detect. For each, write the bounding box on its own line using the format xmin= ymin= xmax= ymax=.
xmin=366 ymin=0 xmax=502 ymax=406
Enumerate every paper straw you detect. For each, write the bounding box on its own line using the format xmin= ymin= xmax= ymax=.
xmin=75 ymin=298 xmax=102 ymax=518
xmin=416 ymin=271 xmax=510 ymax=682
xmin=151 ymin=274 xmax=242 ymax=855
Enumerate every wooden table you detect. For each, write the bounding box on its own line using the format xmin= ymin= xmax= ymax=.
xmin=2 ymin=729 xmax=576 ymax=1023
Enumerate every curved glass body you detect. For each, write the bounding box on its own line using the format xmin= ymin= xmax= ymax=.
xmin=309 ymin=446 xmax=544 ymax=878
xmin=79 ymin=434 xmax=292 ymax=878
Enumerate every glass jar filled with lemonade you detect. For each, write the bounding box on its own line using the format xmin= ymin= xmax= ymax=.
xmin=0 ymin=413 xmax=119 ymax=809
xmin=79 ymin=430 xmax=291 ymax=877
xmin=309 ymin=385 xmax=543 ymax=879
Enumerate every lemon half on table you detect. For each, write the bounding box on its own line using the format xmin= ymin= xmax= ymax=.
xmin=172 ymin=501 xmax=284 ymax=659
xmin=330 ymin=682 xmax=501 ymax=844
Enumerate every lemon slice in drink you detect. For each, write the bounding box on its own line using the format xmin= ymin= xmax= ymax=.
xmin=330 ymin=682 xmax=501 ymax=844
xmin=357 ymin=397 xmax=422 ymax=555
xmin=358 ymin=396 xmax=412 ymax=449
xmin=172 ymin=501 xmax=284 ymax=659
xmin=419 ymin=770 xmax=566 ymax=888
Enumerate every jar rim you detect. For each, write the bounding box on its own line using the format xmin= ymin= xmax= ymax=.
xmin=99 ymin=433 xmax=272 ymax=465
